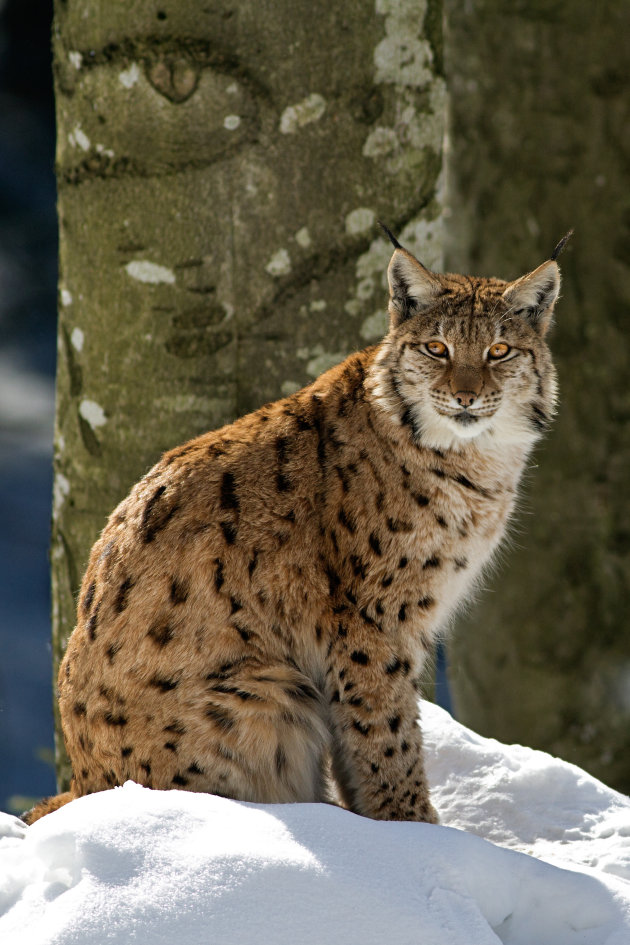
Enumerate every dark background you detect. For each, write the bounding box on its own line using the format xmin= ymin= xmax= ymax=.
xmin=0 ymin=0 xmax=57 ymax=812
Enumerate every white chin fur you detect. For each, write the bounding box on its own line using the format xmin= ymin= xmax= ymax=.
xmin=413 ymin=401 xmax=541 ymax=452
xmin=414 ymin=404 xmax=493 ymax=450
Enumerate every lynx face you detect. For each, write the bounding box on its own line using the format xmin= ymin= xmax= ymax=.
xmin=370 ymin=249 xmax=559 ymax=451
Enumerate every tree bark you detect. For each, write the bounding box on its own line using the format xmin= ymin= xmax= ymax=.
xmin=445 ymin=0 xmax=630 ymax=791
xmin=51 ymin=0 xmax=446 ymax=790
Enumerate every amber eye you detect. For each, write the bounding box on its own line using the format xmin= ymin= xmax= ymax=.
xmin=488 ymin=342 xmax=511 ymax=360
xmin=426 ymin=341 xmax=448 ymax=358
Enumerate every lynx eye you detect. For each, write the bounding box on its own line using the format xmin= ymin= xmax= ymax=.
xmin=425 ymin=341 xmax=448 ymax=358
xmin=488 ymin=342 xmax=511 ymax=360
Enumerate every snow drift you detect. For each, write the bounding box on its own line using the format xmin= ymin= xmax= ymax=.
xmin=1 ymin=701 xmax=629 ymax=944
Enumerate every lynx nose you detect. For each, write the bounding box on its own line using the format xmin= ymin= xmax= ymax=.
xmin=454 ymin=390 xmax=477 ymax=408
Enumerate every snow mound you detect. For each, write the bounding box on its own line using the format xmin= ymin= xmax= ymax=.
xmin=1 ymin=702 xmax=629 ymax=945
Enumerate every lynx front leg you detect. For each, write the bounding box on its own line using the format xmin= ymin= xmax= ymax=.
xmin=324 ymin=618 xmax=438 ymax=823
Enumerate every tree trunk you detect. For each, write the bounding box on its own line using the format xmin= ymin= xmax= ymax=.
xmin=445 ymin=0 xmax=630 ymax=791
xmin=51 ymin=0 xmax=446 ymax=790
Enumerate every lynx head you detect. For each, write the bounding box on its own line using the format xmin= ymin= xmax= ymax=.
xmin=369 ymin=232 xmax=567 ymax=452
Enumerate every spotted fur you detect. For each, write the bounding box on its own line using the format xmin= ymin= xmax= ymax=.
xmin=24 ymin=240 xmax=561 ymax=825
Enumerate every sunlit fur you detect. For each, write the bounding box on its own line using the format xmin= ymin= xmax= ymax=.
xmin=24 ymin=244 xmax=561 ymax=828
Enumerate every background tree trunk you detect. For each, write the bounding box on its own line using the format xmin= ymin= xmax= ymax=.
xmin=445 ymin=1 xmax=630 ymax=791
xmin=51 ymin=0 xmax=446 ymax=790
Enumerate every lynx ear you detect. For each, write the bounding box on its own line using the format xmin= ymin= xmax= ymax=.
xmin=387 ymin=248 xmax=441 ymax=328
xmin=501 ymin=260 xmax=560 ymax=335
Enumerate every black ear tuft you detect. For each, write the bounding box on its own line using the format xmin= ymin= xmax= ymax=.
xmin=550 ymin=229 xmax=574 ymax=261
xmin=378 ymin=221 xmax=402 ymax=250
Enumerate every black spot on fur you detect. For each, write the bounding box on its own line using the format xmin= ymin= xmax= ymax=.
xmin=287 ymin=682 xmax=320 ymax=702
xmin=141 ymin=484 xmax=179 ymax=543
xmin=454 ymin=557 xmax=468 ymax=571
xmin=353 ymin=719 xmax=371 ymax=736
xmin=121 ymin=746 xmax=133 ymax=758
xmin=115 ymin=577 xmax=135 ymax=613
xmin=230 ymin=596 xmax=242 ymax=615
xmin=170 ymin=577 xmax=189 ymax=605
xmin=369 ymin=533 xmax=382 ymax=556
xmin=350 ymin=555 xmax=368 ymax=579
xmin=417 ymin=596 xmax=435 ymax=610
xmin=86 ymin=601 xmax=101 ymax=641
xmin=284 ymin=405 xmax=313 ymax=432
xmin=164 ymin=721 xmax=186 ymax=735
xmin=164 ymin=742 xmax=178 ymax=753
xmin=147 ymin=622 xmax=174 ymax=646
xmin=214 ymin=558 xmax=225 ymax=593
xmin=350 ymin=650 xmax=369 ymax=665
xmin=398 ymin=603 xmax=407 ymax=622
xmin=104 ymin=712 xmax=128 ymax=727
xmin=275 ymin=436 xmax=294 ymax=492
xmin=335 ymin=465 xmax=350 ymax=493
xmin=325 ymin=564 xmax=341 ymax=596
xmin=172 ymin=774 xmax=189 ymax=787
xmin=359 ymin=607 xmax=380 ymax=631
xmin=220 ymin=520 xmax=237 ymax=544
xmin=398 ymin=556 xmax=408 ymax=569
xmin=388 ymin=716 xmax=401 ymax=733
xmin=248 ymin=551 xmax=259 ymax=578
xmin=412 ymin=492 xmax=429 ymax=507
xmin=149 ymin=676 xmax=179 ymax=692
xmin=423 ymin=556 xmax=441 ymax=569
xmin=205 ymin=704 xmax=235 ymax=730
xmin=73 ymin=701 xmax=87 ymax=716
xmin=431 ymin=467 xmax=446 ymax=479
xmin=276 ymin=471 xmax=292 ymax=492
xmin=187 ymin=762 xmax=204 ymax=775
xmin=212 ymin=683 xmax=262 ymax=702
xmin=82 ymin=581 xmax=96 ymax=614
xmin=454 ymin=473 xmax=482 ymax=493
xmin=381 ymin=574 xmax=394 ymax=588
xmin=400 ymin=406 xmax=415 ymax=430
xmin=106 ymin=642 xmax=122 ymax=663
xmin=236 ymin=625 xmax=252 ymax=643
xmin=384 ymin=746 xmax=395 ymax=758
xmin=338 ymin=507 xmax=356 ymax=534
xmin=530 ymin=403 xmax=549 ymax=431
xmin=435 ymin=514 xmax=448 ymax=529
xmin=219 ymin=471 xmax=239 ymax=511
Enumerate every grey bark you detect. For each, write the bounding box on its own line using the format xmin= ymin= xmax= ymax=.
xmin=51 ymin=0 xmax=446 ymax=789
xmin=445 ymin=0 xmax=630 ymax=791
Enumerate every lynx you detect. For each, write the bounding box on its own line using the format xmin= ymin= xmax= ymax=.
xmin=25 ymin=229 xmax=567 ymax=825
